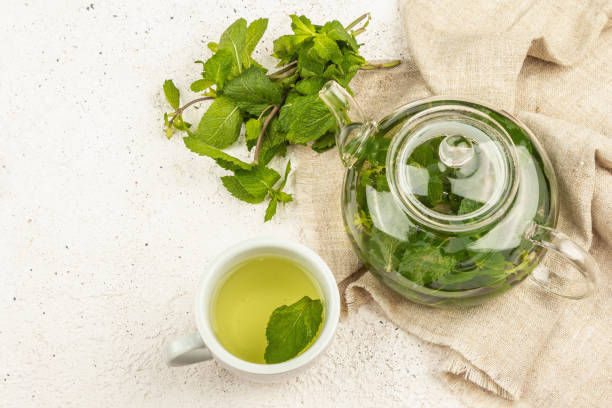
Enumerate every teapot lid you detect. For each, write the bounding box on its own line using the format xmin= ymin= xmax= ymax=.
xmin=387 ymin=105 xmax=519 ymax=233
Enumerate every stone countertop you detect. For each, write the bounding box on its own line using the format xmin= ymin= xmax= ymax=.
xmin=1 ymin=0 xmax=463 ymax=406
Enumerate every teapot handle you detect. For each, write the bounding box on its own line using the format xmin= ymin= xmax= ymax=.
xmin=526 ymin=223 xmax=598 ymax=299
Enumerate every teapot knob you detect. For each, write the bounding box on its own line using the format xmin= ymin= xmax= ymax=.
xmin=439 ymin=134 xmax=475 ymax=168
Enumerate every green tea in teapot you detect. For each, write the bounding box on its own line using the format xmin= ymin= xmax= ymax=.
xmin=347 ymin=109 xmax=555 ymax=305
xmin=317 ymin=79 xmax=601 ymax=306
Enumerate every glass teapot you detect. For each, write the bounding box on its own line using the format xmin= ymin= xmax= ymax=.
xmin=319 ymin=81 xmax=598 ymax=306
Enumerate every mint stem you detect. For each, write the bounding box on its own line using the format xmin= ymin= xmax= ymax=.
xmin=268 ymin=67 xmax=298 ymax=80
xmin=253 ymin=94 xmax=287 ymax=164
xmin=345 ymin=13 xmax=369 ymax=31
xmin=168 ymin=96 xmax=214 ymax=127
xmin=268 ymin=62 xmax=298 ymax=79
xmin=360 ymin=60 xmax=401 ymax=70
xmin=258 ymin=104 xmax=275 ymax=120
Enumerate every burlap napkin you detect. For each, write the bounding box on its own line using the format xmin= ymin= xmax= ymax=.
xmin=295 ymin=1 xmax=612 ymax=406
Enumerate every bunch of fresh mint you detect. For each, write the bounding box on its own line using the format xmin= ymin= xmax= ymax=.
xmin=162 ymin=14 xmax=398 ymax=220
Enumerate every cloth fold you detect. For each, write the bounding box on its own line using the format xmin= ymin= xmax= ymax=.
xmin=296 ymin=1 xmax=612 ymax=406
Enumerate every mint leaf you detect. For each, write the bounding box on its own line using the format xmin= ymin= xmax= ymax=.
xmin=264 ymin=296 xmax=323 ymax=364
xmin=275 ymin=191 xmax=293 ymax=203
xmin=320 ymin=52 xmax=365 ymax=89
xmin=163 ymin=79 xmax=180 ymax=110
xmin=163 ymin=113 xmax=173 ymax=139
xmin=341 ymin=51 xmax=366 ymax=71
xmin=221 ymin=165 xmax=279 ymax=204
xmin=408 ymin=142 xmax=434 ymax=167
xmin=295 ymin=77 xmax=325 ymax=95
xmin=430 ymin=270 xmax=481 ymax=290
xmin=171 ymin=116 xmax=191 ymax=132
xmin=297 ymin=43 xmax=326 ymax=78
xmin=289 ymin=15 xmax=317 ymax=42
xmin=245 ymin=118 xmax=261 ymax=150
xmin=207 ymin=42 xmax=218 ymax=53
xmin=264 ymin=160 xmax=293 ymax=220
xmin=278 ymin=160 xmax=291 ymax=190
xmin=218 ymin=18 xmax=248 ymax=74
xmin=246 ymin=18 xmax=268 ymax=54
xmin=194 ymin=96 xmax=242 ymax=148
xmin=336 ymin=52 xmax=366 ymax=86
xmin=203 ymin=48 xmax=234 ymax=90
xmin=398 ymin=244 xmax=457 ymax=286
xmin=312 ymin=132 xmax=336 ymax=152
xmin=190 ymin=78 xmax=214 ymax=93
xmin=224 ymin=67 xmax=282 ymax=115
xmin=277 ymin=92 xmax=299 ymax=131
xmin=272 ymin=35 xmax=298 ymax=65
xmin=280 ymin=94 xmax=335 ymax=143
xmin=183 ymin=136 xmax=253 ymax=171
xmin=321 ymin=20 xmax=358 ymax=50
xmin=458 ymin=198 xmax=482 ymax=215
xmin=220 ymin=159 xmax=291 ymax=218
xmin=221 ymin=175 xmax=263 ymax=203
xmin=322 ymin=64 xmax=340 ymax=80
xmin=236 ymin=165 xmax=280 ymax=199
xmin=367 ymin=227 xmax=406 ymax=273
xmin=264 ymin=196 xmax=278 ymax=221
xmin=258 ymin=119 xmax=286 ymax=165
xmin=431 ymin=252 xmax=510 ymax=291
xmin=427 ymin=175 xmax=444 ymax=207
xmin=319 ymin=52 xmax=365 ymax=90
xmin=312 ymin=34 xmax=342 ymax=64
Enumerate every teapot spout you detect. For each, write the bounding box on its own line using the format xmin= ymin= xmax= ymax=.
xmin=319 ymin=81 xmax=376 ymax=167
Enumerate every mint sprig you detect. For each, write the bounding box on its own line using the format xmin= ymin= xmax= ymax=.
xmin=161 ymin=13 xmax=400 ymax=221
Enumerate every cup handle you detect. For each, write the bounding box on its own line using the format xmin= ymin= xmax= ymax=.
xmin=163 ymin=332 xmax=212 ymax=367
xmin=526 ymin=223 xmax=599 ymax=299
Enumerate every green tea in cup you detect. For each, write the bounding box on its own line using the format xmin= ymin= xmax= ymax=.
xmin=211 ymin=255 xmax=324 ymax=364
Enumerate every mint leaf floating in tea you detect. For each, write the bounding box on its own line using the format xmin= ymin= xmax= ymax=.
xmin=264 ymin=296 xmax=323 ymax=364
xmin=458 ymin=198 xmax=483 ymax=215
xmin=398 ymin=242 xmax=457 ymax=286
xmin=160 ymin=13 xmax=400 ymax=220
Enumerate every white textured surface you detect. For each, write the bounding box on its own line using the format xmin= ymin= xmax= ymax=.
xmin=1 ymin=1 xmax=463 ymax=406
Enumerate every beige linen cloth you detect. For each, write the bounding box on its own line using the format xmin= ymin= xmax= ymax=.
xmin=295 ymin=1 xmax=612 ymax=406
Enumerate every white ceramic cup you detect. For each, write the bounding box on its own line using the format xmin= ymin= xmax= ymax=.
xmin=163 ymin=237 xmax=340 ymax=382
